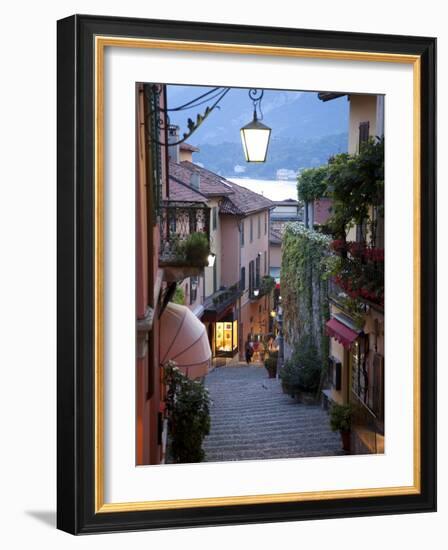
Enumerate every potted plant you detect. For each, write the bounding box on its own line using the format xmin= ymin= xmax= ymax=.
xmin=279 ymin=359 xmax=300 ymax=396
xmin=183 ymin=232 xmax=210 ymax=266
xmin=329 ymin=403 xmax=353 ymax=452
xmin=163 ymin=361 xmax=211 ymax=463
xmin=282 ymin=336 xmax=321 ymax=403
xmin=264 ymin=353 xmax=278 ymax=379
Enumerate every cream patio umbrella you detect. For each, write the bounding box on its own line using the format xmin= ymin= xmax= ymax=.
xmin=159 ymin=302 xmax=212 ymax=378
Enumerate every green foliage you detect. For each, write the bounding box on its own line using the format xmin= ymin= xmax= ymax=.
xmin=171 ymin=286 xmax=185 ymax=305
xmin=323 ymin=139 xmax=385 ymax=309
xmin=264 ymin=356 xmax=278 ymax=377
xmin=259 ymin=275 xmax=276 ymax=296
xmin=281 ymin=223 xmax=331 ymax=371
xmin=326 ymin=138 xmax=384 ymax=241
xmin=331 ymin=251 xmax=384 ymax=307
xmin=279 ymin=336 xmax=321 ymax=392
xmin=164 ymin=361 xmax=211 ymax=463
xmin=297 ymin=165 xmax=329 ymax=202
xmin=181 ymin=231 xmax=210 ymax=265
xmin=329 ymin=403 xmax=353 ymax=432
xmin=330 ymin=291 xmax=366 ymax=329
xmin=279 ymin=359 xmax=301 ymax=389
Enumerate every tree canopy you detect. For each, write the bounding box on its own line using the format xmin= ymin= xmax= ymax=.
xmin=297 ymin=165 xmax=329 ymax=203
xmin=326 ymin=138 xmax=384 ymax=240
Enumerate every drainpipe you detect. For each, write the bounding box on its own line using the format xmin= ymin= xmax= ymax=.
xmin=304 ymin=201 xmax=309 ymax=228
xmin=276 ymin=305 xmax=284 ymax=379
xmin=308 ymin=201 xmax=315 ymax=228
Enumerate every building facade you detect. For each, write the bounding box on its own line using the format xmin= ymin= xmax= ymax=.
xmin=136 ymin=83 xmax=166 ymax=466
xmin=167 ymin=138 xmax=274 ymax=364
xmin=269 ymin=198 xmax=301 ymax=283
xmin=319 ymin=92 xmax=385 ymax=454
xmin=136 ymin=86 xmax=213 ymax=465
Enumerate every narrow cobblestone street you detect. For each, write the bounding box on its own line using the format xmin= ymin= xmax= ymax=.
xmin=203 ymin=364 xmax=343 ymax=462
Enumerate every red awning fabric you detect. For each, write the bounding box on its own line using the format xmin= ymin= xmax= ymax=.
xmin=326 ymin=318 xmax=359 ymax=349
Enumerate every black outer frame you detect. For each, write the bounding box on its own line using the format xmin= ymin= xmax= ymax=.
xmin=57 ymin=14 xmax=436 ymax=535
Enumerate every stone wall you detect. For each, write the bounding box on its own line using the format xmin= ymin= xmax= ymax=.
xmin=281 ymin=223 xmax=330 ymax=365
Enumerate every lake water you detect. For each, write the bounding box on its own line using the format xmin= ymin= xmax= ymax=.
xmin=228 ymin=178 xmax=298 ymax=202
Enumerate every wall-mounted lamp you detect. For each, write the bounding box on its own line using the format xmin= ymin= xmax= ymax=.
xmin=207 ymin=253 xmax=216 ymax=267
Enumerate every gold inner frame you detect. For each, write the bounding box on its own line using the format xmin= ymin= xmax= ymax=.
xmin=94 ymin=36 xmax=421 ymax=513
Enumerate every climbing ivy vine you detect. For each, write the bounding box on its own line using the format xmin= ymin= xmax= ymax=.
xmin=281 ymin=223 xmax=331 ymax=369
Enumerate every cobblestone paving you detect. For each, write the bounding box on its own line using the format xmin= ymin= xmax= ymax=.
xmin=203 ymin=364 xmax=343 ymax=462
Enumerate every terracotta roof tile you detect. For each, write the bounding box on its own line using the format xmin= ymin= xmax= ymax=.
xmin=169 ymin=160 xmax=233 ymax=197
xmin=168 ymin=160 xmax=274 ymax=216
xmin=180 ymin=142 xmax=200 ymax=152
xmin=222 ymin=179 xmax=274 ymax=216
xmin=168 ymin=177 xmax=208 ymax=202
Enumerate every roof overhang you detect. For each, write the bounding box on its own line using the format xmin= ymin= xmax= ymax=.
xmin=317 ymin=92 xmax=347 ymax=102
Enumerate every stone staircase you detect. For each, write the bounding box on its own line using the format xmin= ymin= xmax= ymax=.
xmin=203 ymin=365 xmax=343 ymax=462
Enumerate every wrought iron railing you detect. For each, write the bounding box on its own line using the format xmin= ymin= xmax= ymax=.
xmin=204 ymin=283 xmax=242 ymax=315
xmin=350 ymin=392 xmax=384 ymax=454
xmin=159 ymin=201 xmax=211 ymax=267
xmin=144 ymin=84 xmax=163 ymax=217
xmin=328 ymin=277 xmax=346 ymax=302
xmin=249 ymin=275 xmax=276 ymax=300
xmin=330 ymin=243 xmax=384 ymax=307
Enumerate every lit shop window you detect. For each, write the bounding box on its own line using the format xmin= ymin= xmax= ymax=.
xmin=215 ymin=321 xmax=238 ymax=355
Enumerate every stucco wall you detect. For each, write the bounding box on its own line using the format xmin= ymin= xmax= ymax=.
xmin=204 ymin=198 xmax=221 ymax=297
xmin=136 ymin=84 xmax=167 ymax=465
xmin=220 ymin=215 xmax=240 ymax=287
xmin=328 ymin=304 xmax=349 ymax=405
xmin=240 ymin=211 xmax=270 ymax=302
xmin=314 ymin=198 xmax=333 ymax=225
xmin=348 ymin=94 xmax=378 ymax=154
xmin=238 ymin=210 xmax=271 ymax=357
xmin=269 ymin=243 xmax=282 ymax=269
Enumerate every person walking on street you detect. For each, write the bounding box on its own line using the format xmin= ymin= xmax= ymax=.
xmin=245 ymin=340 xmax=253 ymax=364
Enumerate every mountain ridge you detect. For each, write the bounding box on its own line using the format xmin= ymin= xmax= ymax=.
xmin=166 ymin=86 xmax=349 ymax=179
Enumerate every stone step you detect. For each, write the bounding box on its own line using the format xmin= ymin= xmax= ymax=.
xmin=202 ymin=365 xmax=341 ymax=462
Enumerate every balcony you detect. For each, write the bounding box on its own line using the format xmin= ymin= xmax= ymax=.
xmin=329 ymin=264 xmax=384 ymax=313
xmin=249 ymin=275 xmax=276 ymax=301
xmin=203 ymin=283 xmax=242 ymax=321
xmin=329 ymin=242 xmax=384 ymax=309
xmin=159 ymin=201 xmax=211 ymax=281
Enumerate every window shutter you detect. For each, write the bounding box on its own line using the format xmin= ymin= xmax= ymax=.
xmin=358 ymin=121 xmax=370 ymax=150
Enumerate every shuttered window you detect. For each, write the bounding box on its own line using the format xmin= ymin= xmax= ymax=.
xmin=358 ymin=121 xmax=370 ymax=150
xmin=240 ymin=267 xmax=246 ymax=290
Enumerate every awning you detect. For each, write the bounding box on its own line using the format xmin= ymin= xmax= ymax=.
xmin=160 ymin=302 xmax=211 ymax=378
xmin=326 ymin=318 xmax=359 ymax=349
xmin=191 ymin=304 xmax=204 ymax=319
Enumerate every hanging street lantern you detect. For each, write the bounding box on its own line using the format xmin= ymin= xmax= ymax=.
xmin=240 ymin=89 xmax=271 ymax=163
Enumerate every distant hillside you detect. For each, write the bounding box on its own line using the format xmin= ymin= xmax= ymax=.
xmin=192 ymin=133 xmax=348 ymax=180
xmin=166 ymin=85 xmax=348 ymax=179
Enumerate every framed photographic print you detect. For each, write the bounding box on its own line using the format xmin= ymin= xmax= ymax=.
xmin=57 ymin=14 xmax=436 ymax=534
